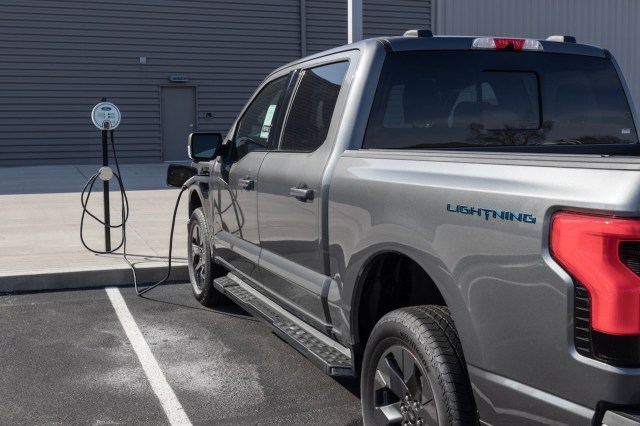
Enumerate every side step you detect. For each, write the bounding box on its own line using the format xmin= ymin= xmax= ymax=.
xmin=214 ymin=275 xmax=353 ymax=377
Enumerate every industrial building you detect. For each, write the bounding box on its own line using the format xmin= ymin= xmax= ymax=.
xmin=0 ymin=0 xmax=638 ymax=166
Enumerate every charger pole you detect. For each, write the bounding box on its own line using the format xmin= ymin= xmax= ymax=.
xmin=102 ymin=124 xmax=111 ymax=252
xmin=92 ymin=99 xmax=121 ymax=252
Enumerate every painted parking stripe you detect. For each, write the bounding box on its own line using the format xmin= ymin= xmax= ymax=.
xmin=105 ymin=287 xmax=192 ymax=426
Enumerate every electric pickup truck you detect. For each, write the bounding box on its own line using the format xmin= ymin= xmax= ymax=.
xmin=168 ymin=31 xmax=640 ymax=425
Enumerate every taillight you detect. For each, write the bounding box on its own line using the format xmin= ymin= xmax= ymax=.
xmin=471 ymin=37 xmax=544 ymax=51
xmin=551 ymin=212 xmax=640 ymax=367
xmin=551 ymin=212 xmax=640 ymax=336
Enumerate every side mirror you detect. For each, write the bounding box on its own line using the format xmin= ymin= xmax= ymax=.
xmin=166 ymin=164 xmax=198 ymax=188
xmin=188 ymin=132 xmax=223 ymax=161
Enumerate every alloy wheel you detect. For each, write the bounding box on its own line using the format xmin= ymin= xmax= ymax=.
xmin=372 ymin=344 xmax=438 ymax=425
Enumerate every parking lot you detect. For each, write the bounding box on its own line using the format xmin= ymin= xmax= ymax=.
xmin=0 ymin=282 xmax=363 ymax=425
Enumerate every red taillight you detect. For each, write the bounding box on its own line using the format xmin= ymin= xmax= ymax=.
xmin=471 ymin=37 xmax=544 ymax=51
xmin=494 ymin=38 xmax=525 ymax=50
xmin=551 ymin=212 xmax=640 ymax=336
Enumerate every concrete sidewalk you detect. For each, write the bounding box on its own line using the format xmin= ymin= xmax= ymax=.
xmin=0 ymin=163 xmax=190 ymax=292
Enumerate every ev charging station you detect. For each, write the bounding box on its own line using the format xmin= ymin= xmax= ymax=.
xmin=83 ymin=99 xmax=189 ymax=296
xmin=90 ymin=100 xmax=121 ymax=251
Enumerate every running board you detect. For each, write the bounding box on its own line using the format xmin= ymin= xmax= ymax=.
xmin=214 ymin=275 xmax=353 ymax=377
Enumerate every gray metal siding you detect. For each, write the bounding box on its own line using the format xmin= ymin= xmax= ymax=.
xmin=0 ymin=0 xmax=301 ymax=166
xmin=363 ymin=0 xmax=431 ymax=39
xmin=435 ymin=0 xmax=640 ymax=114
xmin=306 ymin=0 xmax=347 ymax=55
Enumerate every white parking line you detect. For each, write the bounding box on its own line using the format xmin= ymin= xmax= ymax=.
xmin=105 ymin=287 xmax=192 ymax=426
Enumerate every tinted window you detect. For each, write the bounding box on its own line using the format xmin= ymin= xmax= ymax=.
xmin=280 ymin=61 xmax=349 ymax=152
xmin=364 ymin=51 xmax=637 ymax=150
xmin=233 ymin=75 xmax=288 ymax=161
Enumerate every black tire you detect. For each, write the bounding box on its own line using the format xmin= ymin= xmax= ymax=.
xmin=188 ymin=207 xmax=227 ymax=307
xmin=361 ymin=306 xmax=477 ymax=426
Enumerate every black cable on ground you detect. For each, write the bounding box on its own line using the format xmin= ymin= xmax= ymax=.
xmin=134 ymin=186 xmax=187 ymax=296
xmin=80 ymin=130 xmax=186 ymax=297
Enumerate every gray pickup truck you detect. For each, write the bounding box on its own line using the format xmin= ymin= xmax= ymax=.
xmin=168 ymin=30 xmax=640 ymax=425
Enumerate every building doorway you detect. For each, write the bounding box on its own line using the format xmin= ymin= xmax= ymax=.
xmin=161 ymin=86 xmax=196 ymax=161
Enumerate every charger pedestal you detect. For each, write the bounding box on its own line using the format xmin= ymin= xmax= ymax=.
xmin=91 ymin=100 xmax=121 ymax=252
xmin=101 ymin=128 xmax=111 ymax=251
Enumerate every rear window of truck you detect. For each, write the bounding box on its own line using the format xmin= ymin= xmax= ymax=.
xmin=363 ymin=51 xmax=638 ymax=153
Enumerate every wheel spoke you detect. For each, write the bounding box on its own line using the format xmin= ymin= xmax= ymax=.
xmin=419 ymin=374 xmax=434 ymax=406
xmin=418 ymin=400 xmax=438 ymax=426
xmin=415 ymin=370 xmax=437 ymax=425
xmin=196 ymin=268 xmax=205 ymax=286
xmin=193 ymin=225 xmax=201 ymax=245
xmin=388 ymin=346 xmax=406 ymax=373
xmin=374 ymin=401 xmax=403 ymax=425
xmin=405 ymin=362 xmax=423 ymax=402
xmin=384 ymin=353 xmax=410 ymax=399
xmin=374 ymin=368 xmax=389 ymax=393
xmin=192 ymin=243 xmax=203 ymax=257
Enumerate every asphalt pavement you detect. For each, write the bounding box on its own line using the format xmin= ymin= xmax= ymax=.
xmin=0 ymin=165 xmax=364 ymax=424
xmin=0 ymin=283 xmax=363 ymax=425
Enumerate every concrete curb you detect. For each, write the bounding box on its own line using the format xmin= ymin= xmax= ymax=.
xmin=0 ymin=264 xmax=188 ymax=293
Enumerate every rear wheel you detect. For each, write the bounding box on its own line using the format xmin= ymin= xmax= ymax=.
xmin=188 ymin=207 xmax=227 ymax=307
xmin=361 ymin=306 xmax=477 ymax=425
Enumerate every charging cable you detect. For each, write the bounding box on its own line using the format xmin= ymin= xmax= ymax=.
xmin=80 ymin=130 xmax=185 ymax=296
xmin=80 ymin=130 xmax=128 ymax=255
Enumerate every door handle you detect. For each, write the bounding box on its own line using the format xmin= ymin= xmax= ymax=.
xmin=289 ymin=186 xmax=314 ymax=202
xmin=238 ymin=177 xmax=255 ymax=190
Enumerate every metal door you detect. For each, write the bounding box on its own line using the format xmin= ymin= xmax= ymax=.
xmin=257 ymin=60 xmax=350 ymax=330
xmin=211 ymin=73 xmax=291 ymax=284
xmin=212 ymin=152 xmax=266 ymax=282
xmin=161 ymin=86 xmax=196 ymax=161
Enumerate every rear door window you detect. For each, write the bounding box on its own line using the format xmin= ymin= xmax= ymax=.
xmin=364 ymin=51 xmax=637 ymax=151
xmin=280 ymin=61 xmax=349 ymax=152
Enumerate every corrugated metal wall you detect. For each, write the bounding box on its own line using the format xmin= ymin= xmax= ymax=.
xmin=306 ymin=0 xmax=347 ymax=55
xmin=305 ymin=0 xmax=432 ymax=55
xmin=363 ymin=0 xmax=431 ymax=39
xmin=0 ymin=0 xmax=431 ymax=166
xmin=3 ymin=1 xmax=637 ymax=166
xmin=0 ymin=0 xmax=303 ymax=166
xmin=434 ymin=0 xmax=640 ymax=112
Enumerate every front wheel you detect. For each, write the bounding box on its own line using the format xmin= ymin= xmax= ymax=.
xmin=361 ymin=306 xmax=477 ymax=425
xmin=188 ymin=207 xmax=227 ymax=307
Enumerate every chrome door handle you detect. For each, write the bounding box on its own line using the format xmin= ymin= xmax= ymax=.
xmin=289 ymin=186 xmax=314 ymax=201
xmin=238 ymin=177 xmax=254 ymax=190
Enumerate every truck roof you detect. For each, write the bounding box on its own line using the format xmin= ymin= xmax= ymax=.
xmin=382 ymin=34 xmax=607 ymax=58
xmin=269 ymin=31 xmax=608 ymax=78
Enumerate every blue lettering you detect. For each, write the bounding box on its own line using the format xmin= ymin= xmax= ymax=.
xmin=509 ymin=212 xmax=523 ymax=222
xmin=446 ymin=203 xmax=535 ymax=225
